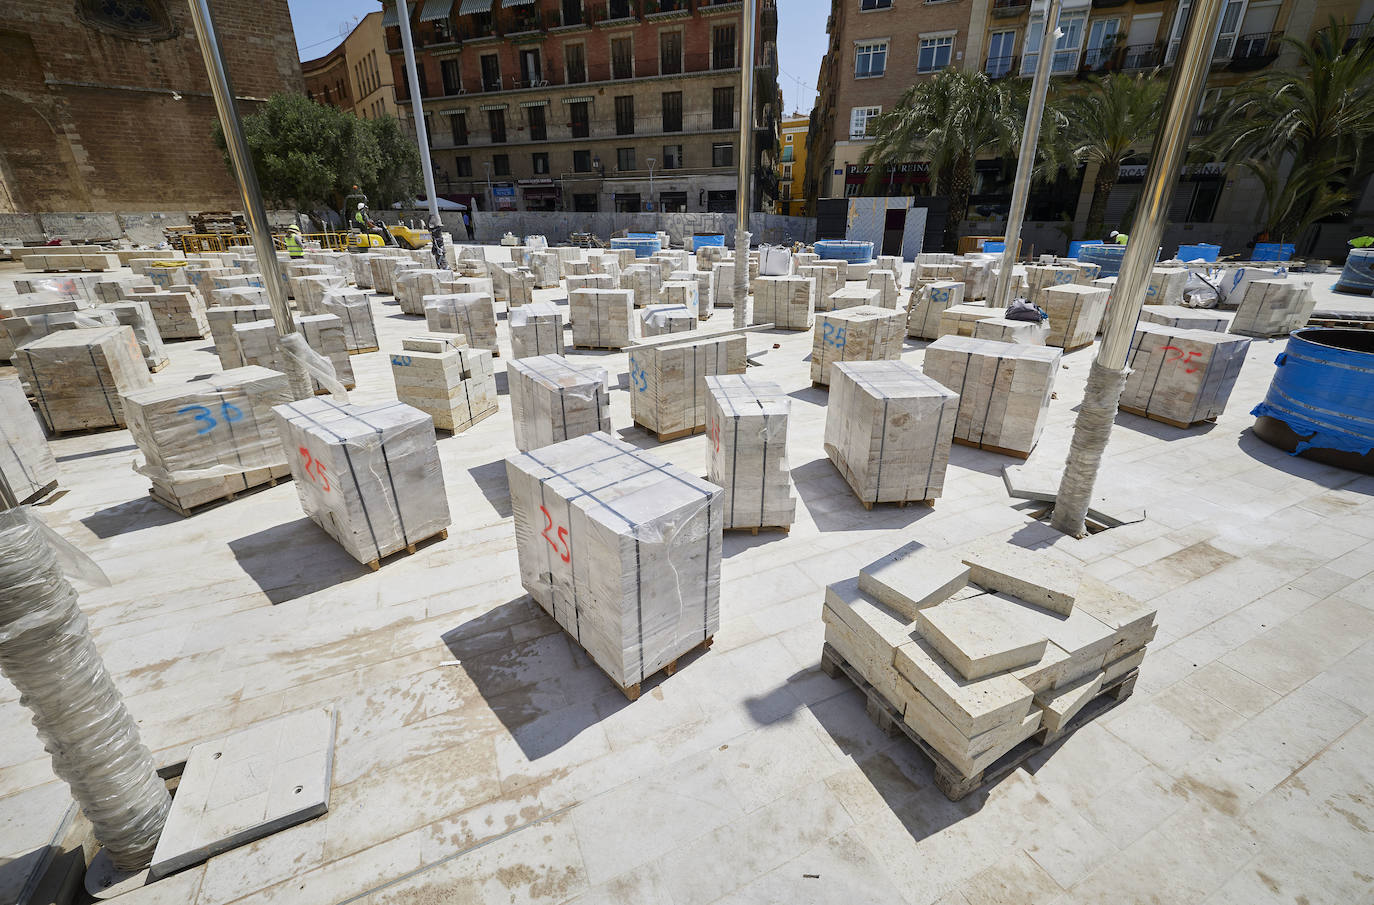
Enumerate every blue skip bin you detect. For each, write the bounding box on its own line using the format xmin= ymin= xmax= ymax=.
xmin=1252 ymin=242 xmax=1295 ymax=262
xmin=814 ymin=240 xmax=874 ymax=263
xmin=1176 ymin=243 xmax=1220 ymax=262
xmin=611 ymin=236 xmax=662 ymax=258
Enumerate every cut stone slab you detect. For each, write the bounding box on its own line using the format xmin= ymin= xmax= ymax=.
xmin=1036 ymin=668 xmax=1105 ymax=733
xmin=857 ymin=541 xmax=971 ymax=621
xmin=915 ymin=593 xmax=1051 ymax=681
xmin=1000 ymin=463 xmax=1146 ymax=528
xmin=148 ymin=706 xmax=335 ymax=880
xmin=960 ymin=541 xmax=1080 ymax=616
xmin=892 ymin=635 xmax=1035 ymax=738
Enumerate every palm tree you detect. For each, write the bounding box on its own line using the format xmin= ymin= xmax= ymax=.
xmin=859 ymin=69 xmax=1058 ymax=251
xmin=1060 ymin=72 xmax=1167 ymax=239
xmin=1201 ymin=22 xmax=1374 ymax=245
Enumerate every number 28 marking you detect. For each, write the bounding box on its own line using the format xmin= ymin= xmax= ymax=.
xmin=539 ymin=505 xmax=571 ymax=563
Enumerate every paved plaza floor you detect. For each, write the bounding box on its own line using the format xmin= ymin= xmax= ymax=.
xmin=1 ymin=248 xmax=1371 ymax=905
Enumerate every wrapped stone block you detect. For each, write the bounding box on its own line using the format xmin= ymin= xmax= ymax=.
xmin=1024 ymin=265 xmax=1078 ymax=304
xmin=1144 ymin=267 xmax=1188 ymax=306
xmin=640 ymin=304 xmax=698 ymax=337
xmin=94 ymin=277 xmax=155 ymax=305
xmin=1042 ymin=284 xmax=1109 ymax=350
xmin=671 ymin=269 xmax=714 ymax=320
xmin=350 ymin=253 xmax=377 ymax=289
xmin=907 ymin=281 xmax=966 ymax=339
xmin=391 ymin=340 xmax=497 ymax=432
xmin=1121 ymin=324 xmax=1250 ymax=426
xmin=971 ymin=316 xmax=1049 ymax=346
xmin=505 ymin=431 xmax=722 ymax=693
xmin=1070 ymin=261 xmax=1102 ymax=284
xmin=509 ymin=302 xmax=565 ymax=359
xmin=660 ymin=279 xmax=700 ymax=316
xmin=646 ymin=254 xmax=676 ymax=281
xmin=567 ymin=273 xmax=617 ymax=295
xmin=0 ymin=375 xmax=57 ymax=503
xmin=866 ymin=269 xmax=900 ymax=309
xmin=508 ymin=354 xmax=611 ymax=452
xmin=711 ymin=262 xmax=738 ymax=309
xmin=570 ymin=288 xmax=636 ymax=349
xmin=317 ymin=288 xmax=379 ymax=352
xmin=823 ymin=286 xmax=881 ymax=313
xmin=696 ymin=244 xmax=729 ymax=265
xmin=374 ymin=257 xmax=418 ymax=295
xmin=208 ymin=306 xmax=272 ymax=370
xmin=1092 ymin=277 xmax=1118 ymax=324
xmin=629 ymin=334 xmax=747 ymax=438
xmin=824 ymin=360 xmax=959 ymax=505
xmin=212 ymin=286 xmax=270 ymax=308
xmin=274 ymin=397 xmax=451 ymax=566
xmin=937 ymin=303 xmax=999 ymax=338
xmin=127 ymin=289 xmax=208 ymax=340
xmin=14 ymin=326 xmax=152 ymax=432
xmin=503 ymin=266 xmax=536 ymax=308
xmin=1229 ymin=279 xmax=1316 ymax=337
xmin=293 ymin=274 xmax=348 ymax=314
xmin=960 ymin=258 xmax=993 ymax=301
xmin=923 ymin=336 xmax=1062 ymax=457
xmin=811 ymin=306 xmax=905 ymax=386
xmin=530 ymin=251 xmax=562 ymax=288
xmin=99 ymin=300 xmax=168 ymax=371
xmin=917 ymin=262 xmax=965 ymax=285
xmin=123 ymin=366 xmax=291 ymax=512
xmin=1139 ymin=305 xmax=1233 ymax=333
xmin=621 ymin=263 xmax=664 ymax=308
xmin=705 ymin=376 xmax=795 ymax=530
xmin=296 ymin=314 xmax=356 ymax=390
xmin=752 ymin=276 xmax=815 ymax=329
xmin=2 ymin=310 xmax=120 ymax=370
xmin=422 ymin=293 xmax=499 ymax=354
xmin=796 ymin=265 xmax=841 ymax=306
xmin=792 ymin=251 xmax=821 ymax=272
xmin=395 ymin=269 xmax=454 ymax=316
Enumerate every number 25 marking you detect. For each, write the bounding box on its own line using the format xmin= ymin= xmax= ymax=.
xmin=297 ymin=446 xmax=331 ymax=492
xmin=1161 ymin=345 xmax=1202 ymax=373
xmin=627 ymin=356 xmax=647 ymax=393
xmin=540 ymin=505 xmax=571 ymax=563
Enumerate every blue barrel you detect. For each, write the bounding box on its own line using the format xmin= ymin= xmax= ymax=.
xmin=1252 ymin=242 xmax=1295 ymax=261
xmin=1177 ymin=243 xmax=1220 ymax=262
xmin=691 ymin=233 xmax=725 ymax=249
xmin=982 ymin=241 xmax=1006 ymax=254
xmin=1252 ymin=328 xmax=1374 ymax=473
xmin=1078 ymin=243 xmax=1126 ymax=276
xmin=1335 ymin=248 xmax=1374 ymax=294
xmin=627 ymin=232 xmax=657 ymax=239
xmin=611 ymin=236 xmax=661 ymax=258
xmin=1068 ymin=240 xmax=1104 ymax=259
xmin=814 ymin=239 xmax=874 ymax=263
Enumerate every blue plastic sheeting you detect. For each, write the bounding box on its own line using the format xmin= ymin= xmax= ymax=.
xmin=1335 ymin=248 xmax=1374 ymax=294
xmin=1078 ymin=243 xmax=1126 ymax=276
xmin=1252 ymin=243 xmax=1295 ymax=261
xmin=1068 ymin=240 xmax=1104 ymax=259
xmin=1251 ymin=329 xmax=1374 ymax=456
xmin=982 ymin=241 xmax=1006 ymax=253
xmin=1177 ymin=243 xmax=1220 ymax=262
xmin=610 ymin=237 xmax=661 ymax=258
xmin=691 ymin=234 xmax=725 ymax=247
xmin=814 ymin=240 xmax=874 ymax=263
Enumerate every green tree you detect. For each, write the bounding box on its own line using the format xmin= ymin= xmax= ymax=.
xmin=1060 ymin=72 xmax=1167 ymax=239
xmin=1201 ymin=22 xmax=1374 ymax=244
xmin=362 ymin=115 xmax=422 ymax=209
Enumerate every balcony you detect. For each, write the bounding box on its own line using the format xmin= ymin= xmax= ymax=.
xmin=1121 ymin=42 xmax=1163 ymax=70
xmin=1228 ymin=31 xmax=1281 ymax=70
xmin=645 ymin=0 xmax=692 ymax=18
xmin=991 ymin=0 xmax=1028 ymax=18
xmin=1079 ymin=46 xmax=1117 ymax=73
xmin=984 ymin=55 xmax=1018 ymax=79
xmin=437 ymin=52 xmax=734 ymax=99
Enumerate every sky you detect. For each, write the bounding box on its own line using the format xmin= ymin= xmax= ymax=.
xmin=286 ymin=0 xmax=828 ymax=114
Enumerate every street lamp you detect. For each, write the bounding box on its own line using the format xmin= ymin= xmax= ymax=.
xmin=646 ymin=156 xmax=656 ymax=212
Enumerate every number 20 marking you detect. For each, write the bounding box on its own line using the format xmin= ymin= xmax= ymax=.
xmin=539 ymin=505 xmax=571 ymax=563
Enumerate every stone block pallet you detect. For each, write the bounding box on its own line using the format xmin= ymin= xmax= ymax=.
xmin=14 ymin=326 xmax=152 ymax=433
xmin=705 ymin=376 xmax=796 ymax=532
xmin=390 ymin=335 xmax=497 ymax=434
xmin=0 ymin=375 xmax=58 ymax=505
xmin=629 ymin=333 xmax=747 ymax=441
xmin=508 ymin=354 xmax=611 ymax=452
xmin=1120 ymin=324 xmax=1250 ymax=428
xmin=923 ymin=336 xmax=1061 ymax=459
xmin=810 ymin=306 xmax=905 ymax=386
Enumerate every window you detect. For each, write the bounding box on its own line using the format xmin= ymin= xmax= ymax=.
xmin=617 ymin=147 xmax=636 ymax=171
xmin=712 ymin=142 xmax=733 ymax=167
xmin=918 ymin=35 xmax=954 ymax=73
xmin=561 ymin=0 xmax=583 ymax=26
xmin=456 ymin=156 xmax=473 ymax=177
xmin=573 ymin=149 xmax=593 ymax=172
xmin=713 ymin=25 xmax=737 ymax=68
xmin=1084 ymin=19 xmax=1120 ymax=70
xmin=609 ymin=0 xmax=632 ymax=17
xmin=441 ymin=59 xmax=461 ymax=95
xmin=565 ymin=43 xmax=587 ymax=83
xmin=570 ymin=101 xmax=590 ymax=138
xmin=706 ymin=190 xmax=735 ymax=212
xmin=532 ymin=152 xmax=549 ymax=174
xmin=574 ymin=193 xmax=598 ymax=211
xmin=986 ymin=30 xmax=1015 ymax=77
xmin=1024 ymin=11 xmax=1086 ymax=73
xmin=615 ymin=96 xmax=635 ymax=135
xmin=480 ymin=54 xmax=501 ymax=91
xmin=492 ymin=154 xmax=510 ymax=176
xmin=663 ymin=144 xmax=683 ymax=168
xmin=781 ymin=163 xmax=793 ymax=179
xmin=449 ymin=112 xmax=468 ymax=145
xmin=519 ymin=49 xmax=542 ymax=85
xmin=855 ymin=41 xmax=887 ymax=77
xmin=850 ymin=106 xmax=881 ymax=139
xmin=528 ymin=105 xmax=547 ymax=141
xmin=712 ymin=87 xmax=734 ymax=130
xmin=488 ymin=109 xmax=507 ymax=143
xmin=662 ymin=92 xmax=683 ymax=132
xmin=611 ymin=37 xmax=634 ymax=79
xmin=614 ymin=193 xmax=641 ymax=213
xmin=660 ymin=31 xmax=683 ymax=74
xmin=1212 ymin=0 xmax=1247 ymax=60
xmin=660 ymin=191 xmax=687 ymax=213
xmin=860 ymin=0 xmax=892 ymax=8
xmin=77 ymin=0 xmax=175 ymax=40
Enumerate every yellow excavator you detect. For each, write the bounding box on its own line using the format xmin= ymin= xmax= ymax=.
xmin=343 ymin=191 xmax=431 ymax=250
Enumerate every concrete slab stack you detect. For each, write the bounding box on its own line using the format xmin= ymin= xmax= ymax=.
xmin=640 ymin=304 xmax=698 ymax=337
xmin=530 ymin=251 xmax=562 ymax=288
xmin=811 ymin=306 xmax=905 ymax=386
xmin=629 ymin=333 xmax=747 ymax=439
xmin=208 ymin=306 xmax=272 ymax=370
xmin=293 ymin=274 xmax=348 ymax=314
xmin=567 ymin=274 xmax=617 ymax=295
xmin=14 ymin=326 xmax=152 ymax=432
xmin=508 ymin=354 xmax=612 ymax=453
xmin=0 ymin=375 xmax=58 ymax=504
xmin=1229 ymin=279 xmax=1317 ymax=337
xmin=509 ymin=302 xmax=565 ymax=359
xmin=502 ymin=265 xmax=537 ymax=308
xmin=917 ymin=262 xmax=965 ymax=284
xmin=390 ymin=336 xmax=497 ymax=433
xmin=1121 ymin=324 xmax=1250 ymax=427
xmin=422 ymin=293 xmax=499 ymax=354
xmin=370 ymin=256 xmax=416 ymax=295
xmin=752 ymin=276 xmax=815 ymax=329
xmin=704 ymin=376 xmax=796 ymax=531
xmin=211 ymin=286 xmax=270 ymax=308
xmin=923 ymin=336 xmax=1062 ymax=458
xmin=907 ymin=282 xmax=967 ymax=340
xmin=126 ymin=289 xmax=208 ymax=340
xmin=317 ymin=288 xmax=379 ymax=353
xmin=570 ymin=288 xmax=636 ymax=349
xmin=1042 ymin=284 xmax=1109 ymax=350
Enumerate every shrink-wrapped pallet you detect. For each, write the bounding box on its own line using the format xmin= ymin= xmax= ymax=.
xmin=811 ymin=306 xmax=905 ymax=385
xmin=961 ymin=258 xmax=993 ymax=301
xmin=14 ymin=326 xmax=152 ymax=432
xmin=629 ymin=333 xmax=747 ymax=438
xmin=866 ymin=269 xmax=901 ymax=309
xmin=274 ymin=397 xmax=451 ymax=566
xmin=233 ymin=318 xmax=355 ymax=391
xmin=1069 ymin=261 xmax=1102 ymax=284
xmin=530 ymin=251 xmax=562 ymax=288
xmin=752 ymin=275 xmax=814 ymax=329
xmin=671 ymin=269 xmax=715 ymax=319
xmin=1143 ymin=267 xmax=1188 ymax=306
xmin=907 ymin=281 xmax=965 ymax=339
xmin=450 ymin=277 xmax=494 ymax=298
xmin=127 ymin=289 xmax=208 ymax=340
xmin=1042 ymin=284 xmax=1109 ymax=350
xmin=508 ymin=354 xmax=611 ymax=452
xmin=1229 ymin=279 xmax=1316 ymax=337
xmin=971 ymin=316 xmax=1049 ymax=346
xmin=645 ymin=255 xmax=675 ymax=281
xmin=711 ymin=262 xmax=738 ymax=308
xmin=696 ymin=244 xmax=729 ymax=265
xmin=350 ymin=253 xmax=378 ymax=289
xmin=94 ymin=277 xmax=155 ymax=305
xmin=917 ymin=262 xmax=965 ymax=285
xmin=99 ymin=301 xmax=168 ymax=371
xmin=565 ymin=260 xmax=591 ymax=277
xmin=1139 ymin=305 xmax=1232 ymax=333
xmin=1024 ymin=265 xmax=1077 ymax=304
xmin=145 ymin=263 xmax=191 ymax=289
xmin=509 ymin=302 xmax=565 ymax=359
xmin=569 ymin=288 xmax=636 ymax=349
xmin=422 ymin=293 xmax=499 ymax=354
xmin=212 ymin=286 xmax=269 ymax=308
xmin=567 ymin=273 xmax=616 ymax=295
xmin=1121 ymin=324 xmax=1250 ymax=426
xmin=505 ymin=431 xmax=722 ymax=695
xmin=823 ymin=286 xmax=881 ymax=313
xmin=796 ymin=265 xmax=841 ymax=307
xmin=123 ymin=366 xmax=291 ymax=513
xmin=296 ymin=314 xmax=356 ymax=390
xmin=640 ymin=304 xmax=698 ymax=337
xmin=923 ymin=336 xmax=1061 ymax=457
xmin=937 ymin=303 xmax=999 ymax=338
xmin=375 ymin=257 xmax=419 ymax=295
xmin=232 ymin=320 xmax=288 ymax=374
xmin=660 ymin=279 xmax=700 ymax=316
xmin=293 ymin=274 xmax=348 ymax=314
xmin=705 ymin=376 xmax=796 ymax=530
xmin=0 ymin=375 xmax=58 ymax=503
xmin=792 ymin=251 xmax=821 ymax=272
xmin=208 ymin=306 xmax=272 ymax=370
xmin=824 ymin=360 xmax=959 ymax=505
xmin=209 ymin=273 xmax=262 ymax=293
xmin=395 ymin=269 xmax=454 ymax=316
xmin=390 ymin=338 xmax=497 ymax=432
xmin=317 ymin=288 xmax=379 ymax=352
xmin=504 ymin=266 xmax=537 ymax=307
xmin=2 ymin=310 xmax=120 ymax=366
xmin=621 ymin=263 xmax=663 ymax=307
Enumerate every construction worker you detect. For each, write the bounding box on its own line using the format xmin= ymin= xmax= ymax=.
xmin=354 ymin=202 xmax=368 ymax=231
xmin=283 ymin=224 xmax=304 ymax=259
xmin=1110 ymin=230 xmax=1130 ymax=246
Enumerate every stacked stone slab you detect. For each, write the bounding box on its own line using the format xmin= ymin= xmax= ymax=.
xmin=812 ymin=306 xmax=905 ymax=386
xmin=824 ymin=360 xmax=959 ymax=506
xmin=1143 ymin=267 xmax=1188 ymax=306
xmin=621 ymin=263 xmax=664 ymax=307
xmin=630 ymin=333 xmax=747 ymax=438
xmin=823 ymin=540 xmax=1156 ymax=797
xmin=823 ymin=286 xmax=881 ymax=313
xmin=567 ymin=273 xmax=617 ymax=295
xmin=274 ymin=397 xmax=451 ymax=566
xmin=796 ymin=265 xmax=841 ymax=307
xmin=509 ymin=302 xmax=565 ymax=359
xmin=671 ymin=270 xmax=715 ymax=320
xmin=908 ymin=282 xmax=967 ymax=339
xmin=123 ymin=366 xmax=291 ymax=513
xmin=530 ymin=251 xmax=562 ymax=288
xmin=508 ymin=354 xmax=612 ymax=452
xmin=390 ymin=336 xmax=497 ymax=433
xmin=570 ymin=288 xmax=636 ymax=349
xmin=14 ymin=326 xmax=152 ymax=431
xmin=1139 ymin=305 xmax=1233 ymax=332
xmin=1121 ymin=324 xmax=1250 ymax=426
xmin=971 ymin=316 xmax=1049 ymax=346
xmin=917 ymin=262 xmax=965 ymax=284
xmin=696 ymin=245 xmax=730 ymax=265
xmin=94 ymin=277 xmax=155 ymax=305
xmin=1024 ymin=265 xmax=1078 ymax=304
xmin=1068 ymin=261 xmax=1102 ymax=284
xmin=753 ymin=276 xmax=815 ymax=329
xmin=937 ymin=303 xmax=1000 ymax=338
xmin=640 ymin=304 xmax=698 ymax=337
xmin=711 ymin=262 xmax=737 ymax=308
xmin=961 ymin=259 xmax=993 ymax=302
xmin=394 ymin=270 xmax=453 ymax=316
xmin=296 ymin=314 xmax=356 ymax=390
xmin=866 ymin=270 xmax=901 ymax=309
xmin=350 ymin=253 xmax=378 ymax=289
xmin=369 ymin=256 xmax=414 ymax=294
xmin=21 ymin=253 xmax=119 ymax=271
xmin=1042 ymin=284 xmax=1109 ymax=350
xmin=317 ymin=288 xmax=379 ymax=352
xmin=99 ymin=300 xmax=168 ymax=371
xmin=212 ymin=286 xmax=270 ymax=308
xmin=504 ymin=266 xmax=537 ymax=307
xmin=293 ymin=274 xmax=348 ymax=314
xmin=0 ymin=375 xmax=58 ymax=503
xmin=660 ymin=279 xmax=700 ymax=316
xmin=1229 ymin=279 xmax=1316 ymax=337
xmin=923 ymin=336 xmax=1061 ymax=457
xmin=208 ymin=306 xmax=272 ymax=369
xmin=2 ymin=310 xmax=120 ymax=368
xmin=423 ymin=293 xmax=498 ymax=354
xmin=505 ymin=431 xmax=722 ymax=696
xmin=127 ymin=289 xmax=208 ymax=339
xmin=705 ymin=375 xmax=796 ymax=530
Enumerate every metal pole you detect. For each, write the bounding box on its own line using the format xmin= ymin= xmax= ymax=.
xmin=396 ymin=0 xmax=446 ymax=267
xmin=186 ymin=0 xmax=311 ymax=399
xmin=990 ymin=0 xmax=1060 ymax=308
xmin=1050 ymin=0 xmax=1225 ymax=537
xmin=732 ymin=0 xmax=758 ymax=329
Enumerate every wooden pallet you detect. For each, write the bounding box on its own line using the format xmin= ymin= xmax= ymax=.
xmin=348 ymin=346 xmax=380 ymax=355
xmin=820 ymin=642 xmax=1137 ymax=802
xmin=573 ymin=344 xmax=626 ymax=351
xmin=19 ymin=480 xmax=58 ymax=506
xmin=1060 ymin=341 xmax=1094 ymax=353
xmin=364 ymin=527 xmax=449 ymax=571
xmin=148 ymin=358 xmax=171 ymax=373
xmin=575 ymin=633 xmax=713 ymax=702
xmin=440 ymin=404 xmax=498 ymax=434
xmin=148 ymin=473 xmax=290 ymax=518
xmin=634 ymin=421 xmax=704 ymax=443
xmin=50 ymin=423 xmax=127 ymax=438
xmin=1119 ymin=404 xmax=1216 ymax=431
xmin=951 ymin=436 xmax=1031 ymax=460
xmin=723 ymin=524 xmax=791 ymax=535
xmin=858 ymin=497 xmax=934 ymax=511
xmin=39 ymin=267 xmax=111 ymax=273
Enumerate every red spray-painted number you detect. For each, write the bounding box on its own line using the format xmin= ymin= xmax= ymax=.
xmin=1161 ymin=345 xmax=1203 ymax=373
xmin=539 ymin=505 xmax=571 ymax=563
xmin=298 ymin=446 xmax=331 ymax=492
xmin=708 ymin=417 xmax=721 ymax=453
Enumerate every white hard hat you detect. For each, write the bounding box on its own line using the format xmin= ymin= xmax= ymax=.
xmin=1109 ymin=230 xmax=1119 ymax=238
xmin=358 ymin=202 xmax=365 ymax=209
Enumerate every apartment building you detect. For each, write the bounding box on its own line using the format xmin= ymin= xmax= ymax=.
xmin=303 ymin=12 xmax=401 ymax=121
xmin=380 ymin=0 xmax=780 ymax=214
xmin=777 ymin=114 xmax=810 ymax=215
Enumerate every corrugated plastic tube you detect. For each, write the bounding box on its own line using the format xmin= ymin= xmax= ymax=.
xmin=0 ymin=508 xmax=170 ymax=870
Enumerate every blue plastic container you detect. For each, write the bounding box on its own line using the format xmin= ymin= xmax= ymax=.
xmin=691 ymin=233 xmax=725 ymax=249
xmin=1335 ymin=248 xmax=1374 ymax=294
xmin=627 ymin=232 xmax=656 ymax=239
xmin=1176 ymin=243 xmax=1221 ymax=262
xmin=813 ymin=239 xmax=874 ymax=263
xmin=982 ymin=241 xmax=1006 ymax=254
xmin=1252 ymin=242 xmax=1295 ymax=262
xmin=1252 ymin=328 xmax=1374 ymax=470
xmin=1068 ymin=240 xmax=1105 ymax=259
xmin=1078 ymin=243 xmax=1127 ymax=276
xmin=611 ymin=236 xmax=661 ymax=258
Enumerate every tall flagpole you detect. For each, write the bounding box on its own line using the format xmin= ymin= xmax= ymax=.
xmin=397 ymin=0 xmax=447 ymax=267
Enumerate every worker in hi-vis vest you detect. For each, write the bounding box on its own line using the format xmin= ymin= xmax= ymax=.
xmin=1110 ymin=230 xmax=1130 ymax=245
xmin=283 ymin=224 xmax=304 ymax=258
xmin=354 ymin=202 xmax=368 ymax=230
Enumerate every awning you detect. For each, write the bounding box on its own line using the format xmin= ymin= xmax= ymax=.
xmin=518 ymin=99 xmax=549 ymax=107
xmin=382 ymin=4 xmax=399 ymax=27
xmin=522 ymin=186 xmax=559 ymax=198
xmin=503 ymin=0 xmax=537 ymax=7
xmin=419 ymin=0 xmax=453 ymax=21
xmin=479 ymin=103 xmax=508 ymax=111
xmin=562 ymin=96 xmax=593 ymax=104
xmin=458 ymin=0 xmax=494 ymax=15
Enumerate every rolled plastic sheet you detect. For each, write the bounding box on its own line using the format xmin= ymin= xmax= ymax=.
xmin=1251 ymin=329 xmax=1374 ymax=456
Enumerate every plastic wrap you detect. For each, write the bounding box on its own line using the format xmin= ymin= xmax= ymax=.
xmin=922 ymin=336 xmax=1062 ymax=456
xmin=524 ymin=235 xmax=549 ymax=253
xmin=609 ymin=236 xmax=660 ymax=259
xmin=705 ymin=376 xmax=796 ymax=529
xmin=293 ymin=273 xmax=349 ymax=315
xmin=1229 ymin=278 xmax=1316 ymax=338
xmin=529 ymin=251 xmax=562 ymax=289
xmin=509 ymin=302 xmax=566 ymax=360
xmin=422 ymin=292 xmax=499 ymax=354
xmin=569 ymin=288 xmax=635 ymax=349
xmin=393 ymin=269 xmax=453 ymax=316
xmin=14 ymin=326 xmax=152 ymax=431
xmin=972 ymin=315 xmax=1051 ymax=346
xmin=295 ymin=315 xmax=356 ymax=390
xmin=0 ymin=375 xmax=58 ymax=504
xmin=99 ymin=300 xmax=168 ymax=371
xmin=629 ymin=334 xmax=746 ymax=437
xmin=505 ymin=431 xmax=722 ymax=689
xmin=0 ymin=507 xmax=171 ymax=870
xmin=638 ymin=304 xmax=696 ymax=338
xmin=1251 ymin=329 xmax=1374 ymax=455
xmin=211 ymin=285 xmax=270 ymax=308
xmin=670 ymin=269 xmax=715 ymax=320
xmin=318 ymin=288 xmax=379 ymax=352
xmin=865 ymin=269 xmax=901 ymax=309
xmin=794 ymin=265 xmax=840 ymax=308
xmin=208 ymin=305 xmax=272 ymax=369
xmin=906 ymin=281 xmax=965 ymax=340
xmin=124 ymin=289 xmax=208 ymax=339
xmin=814 ymin=239 xmax=873 ymax=263
xmin=811 ymin=305 xmax=904 ymax=386
xmin=753 ymin=276 xmax=815 ymax=329
xmin=1121 ymin=324 xmax=1250 ymax=425
xmin=508 ymin=354 xmax=611 ymax=452
xmin=1 ymin=309 xmax=120 ymax=359
xmin=390 ymin=338 xmax=495 ymax=433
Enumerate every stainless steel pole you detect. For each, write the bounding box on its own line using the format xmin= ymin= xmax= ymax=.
xmin=1051 ymin=0 xmax=1225 ymax=536
xmin=990 ymin=0 xmax=1060 ymax=309
xmin=186 ymin=0 xmax=311 ymax=399
xmin=732 ymin=0 xmax=758 ymax=329
xmin=396 ymin=0 xmax=447 ymax=266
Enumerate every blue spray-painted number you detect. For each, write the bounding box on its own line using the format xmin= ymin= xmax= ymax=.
xmin=821 ymin=322 xmax=847 ymax=349
xmin=178 ymin=402 xmax=245 ymax=434
xmin=628 ymin=356 xmax=648 ymax=392
xmin=391 ymin=355 xmax=413 ymax=367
